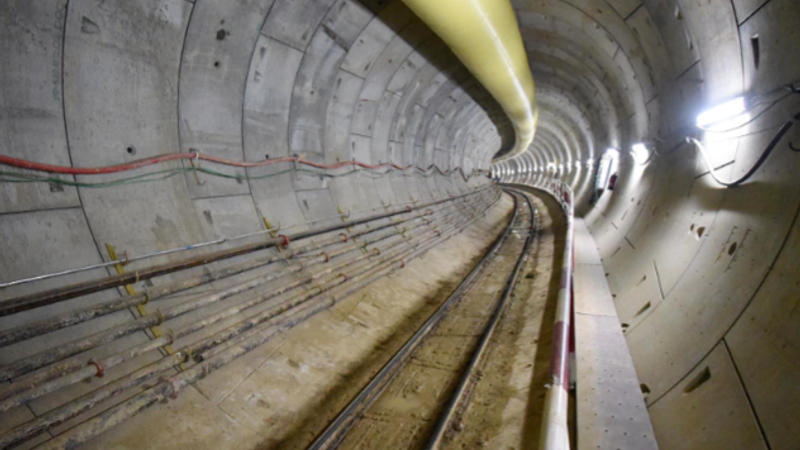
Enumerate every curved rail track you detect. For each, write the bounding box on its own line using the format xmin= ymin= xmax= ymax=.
xmin=309 ymin=187 xmax=550 ymax=449
xmin=0 ymin=186 xmax=571 ymax=449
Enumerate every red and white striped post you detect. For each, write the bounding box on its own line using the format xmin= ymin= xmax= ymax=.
xmin=537 ymin=179 xmax=575 ymax=450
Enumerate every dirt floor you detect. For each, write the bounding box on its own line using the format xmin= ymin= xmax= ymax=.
xmin=446 ymin=190 xmax=566 ymax=450
xmin=334 ymin=190 xmax=564 ymax=450
xmin=81 ymin=189 xmax=568 ymax=450
xmin=83 ymin=194 xmax=514 ymax=449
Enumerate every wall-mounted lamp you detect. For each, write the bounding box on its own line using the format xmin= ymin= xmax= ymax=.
xmin=696 ymin=96 xmax=750 ymax=131
xmin=631 ymin=142 xmax=651 ymax=164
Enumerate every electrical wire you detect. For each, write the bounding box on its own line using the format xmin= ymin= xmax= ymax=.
xmin=696 ymin=91 xmax=793 ymax=133
xmin=0 ymin=151 xmax=464 ymax=175
xmin=688 ymin=112 xmax=798 ymax=187
xmin=0 ymin=154 xmax=483 ymax=187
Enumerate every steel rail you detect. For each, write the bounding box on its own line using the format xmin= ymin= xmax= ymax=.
xmin=425 ymin=189 xmax=538 ymax=448
xmin=2 ymin=195 xmax=489 ymax=450
xmin=308 ymin=193 xmax=521 ymax=449
xmin=0 ymin=187 xmax=492 ymax=317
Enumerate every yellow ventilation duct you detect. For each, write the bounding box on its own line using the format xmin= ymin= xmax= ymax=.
xmin=402 ymin=0 xmax=537 ymax=162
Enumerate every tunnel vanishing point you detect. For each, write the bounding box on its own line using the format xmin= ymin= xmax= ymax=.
xmin=0 ymin=0 xmax=798 ymax=449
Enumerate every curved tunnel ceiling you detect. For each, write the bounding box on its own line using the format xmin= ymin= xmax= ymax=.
xmin=1 ymin=0 xmax=800 ymax=448
xmin=498 ymin=1 xmax=800 ymax=449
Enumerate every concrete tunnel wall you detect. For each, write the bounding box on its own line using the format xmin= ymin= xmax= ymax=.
xmin=1 ymin=0 xmax=800 ymax=449
xmin=0 ymin=0 xmax=508 ymax=443
xmin=496 ymin=0 xmax=800 ymax=448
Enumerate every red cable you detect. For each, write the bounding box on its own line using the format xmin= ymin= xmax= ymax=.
xmin=0 ymin=151 xmax=476 ymax=181
xmin=0 ymin=153 xmax=192 ymax=174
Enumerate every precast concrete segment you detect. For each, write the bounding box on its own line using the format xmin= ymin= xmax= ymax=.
xmin=401 ymin=0 xmax=537 ymax=161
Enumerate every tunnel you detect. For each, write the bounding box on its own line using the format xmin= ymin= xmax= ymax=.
xmin=0 ymin=0 xmax=798 ymax=448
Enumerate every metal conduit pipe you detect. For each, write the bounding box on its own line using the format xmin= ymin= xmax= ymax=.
xmin=52 ymin=201 xmax=492 ymax=450
xmin=1 ymin=198 xmax=492 ymax=449
xmin=0 ymin=211 xmax=453 ymax=402
xmin=0 ymin=196 xmax=486 ymax=384
xmin=2 ymin=223 xmax=463 ymax=446
xmin=0 ymin=187 xmax=493 ymax=317
xmin=0 ymin=187 xmax=475 ymax=291
xmin=0 ymin=217 xmax=461 ymax=412
xmin=184 ymin=219 xmax=465 ymax=360
xmin=1 ymin=196 xmax=495 ymax=403
xmin=0 ymin=230 xmax=444 ymax=445
xmin=0 ymin=195 xmax=498 ymax=400
xmin=0 ymin=199 xmax=473 ymax=348
xmin=0 ymin=200 xmax=432 ymax=290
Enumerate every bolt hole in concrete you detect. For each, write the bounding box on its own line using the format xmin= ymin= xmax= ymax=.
xmin=214 ymin=61 xmax=220 ymax=68
xmin=728 ymin=242 xmax=738 ymax=255
xmin=216 ymin=29 xmax=227 ymax=40
xmin=696 ymin=226 xmax=706 ymax=238
xmin=126 ymin=145 xmax=136 ymax=155
xmin=683 ymin=366 xmax=711 ymax=393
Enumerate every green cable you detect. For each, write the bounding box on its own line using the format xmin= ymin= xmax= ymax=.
xmin=0 ymin=159 xmax=469 ymax=188
xmin=0 ymin=166 xmax=421 ymax=188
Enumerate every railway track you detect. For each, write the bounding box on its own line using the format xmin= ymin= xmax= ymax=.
xmin=308 ymin=188 xmax=545 ymax=449
xmin=0 ymin=186 xmax=569 ymax=449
